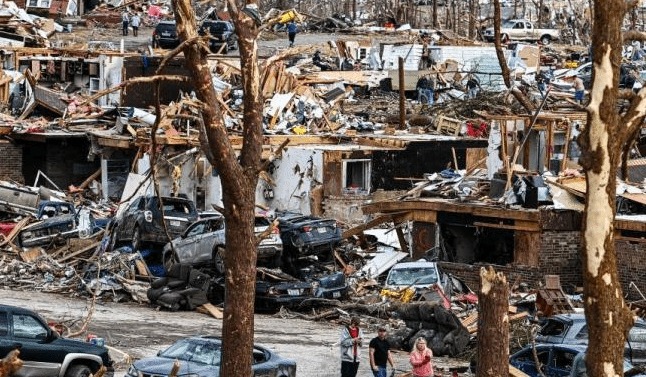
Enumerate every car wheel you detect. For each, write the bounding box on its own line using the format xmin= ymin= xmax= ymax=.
xmin=213 ymin=246 xmax=225 ymax=275
xmin=540 ymin=35 xmax=551 ymax=45
xmin=232 ymin=39 xmax=238 ymax=50
xmin=64 ymin=364 xmax=91 ymax=377
xmin=132 ymin=226 xmax=142 ymax=251
xmin=500 ymin=33 xmax=509 ymax=44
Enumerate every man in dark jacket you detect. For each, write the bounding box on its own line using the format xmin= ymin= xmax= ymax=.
xmin=287 ymin=21 xmax=297 ymax=47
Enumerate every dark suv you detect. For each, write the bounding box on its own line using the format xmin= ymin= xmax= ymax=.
xmin=113 ymin=196 xmax=198 ymax=250
xmin=152 ymin=21 xmax=180 ymax=49
xmin=199 ymin=20 xmax=237 ymax=53
xmin=0 ymin=304 xmax=113 ymax=377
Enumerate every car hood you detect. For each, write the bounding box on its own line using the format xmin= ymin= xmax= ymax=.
xmin=135 ymin=356 xmax=217 ymax=377
xmin=53 ymin=337 xmax=108 ymax=357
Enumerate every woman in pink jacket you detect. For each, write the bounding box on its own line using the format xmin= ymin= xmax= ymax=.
xmin=409 ymin=337 xmax=433 ymax=377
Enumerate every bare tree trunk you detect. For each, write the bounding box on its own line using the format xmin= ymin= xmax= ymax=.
xmin=170 ymin=0 xmax=263 ymax=375
xmin=476 ymin=266 xmax=508 ymax=377
xmin=577 ymin=1 xmax=646 ymax=377
xmin=432 ymin=0 xmax=437 ymax=28
xmin=468 ymin=0 xmax=475 ymax=39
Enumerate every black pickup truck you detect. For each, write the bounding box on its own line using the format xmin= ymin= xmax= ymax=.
xmin=0 ymin=304 xmax=114 ymax=377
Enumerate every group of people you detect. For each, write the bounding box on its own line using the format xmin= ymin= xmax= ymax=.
xmin=121 ymin=11 xmax=142 ymax=37
xmin=340 ymin=317 xmax=434 ymax=377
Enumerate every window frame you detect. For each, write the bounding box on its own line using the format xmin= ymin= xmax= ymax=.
xmin=342 ymin=159 xmax=371 ymax=194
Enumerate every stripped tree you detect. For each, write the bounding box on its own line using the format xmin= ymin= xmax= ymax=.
xmin=169 ymin=0 xmax=263 ymax=375
xmin=578 ymin=1 xmax=646 ymax=376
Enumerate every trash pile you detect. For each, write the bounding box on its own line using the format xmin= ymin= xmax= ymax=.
xmin=0 ymin=1 xmax=65 ymax=48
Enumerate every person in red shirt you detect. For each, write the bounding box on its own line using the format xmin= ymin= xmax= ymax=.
xmin=340 ymin=317 xmax=363 ymax=377
xmin=409 ymin=337 xmax=433 ymax=377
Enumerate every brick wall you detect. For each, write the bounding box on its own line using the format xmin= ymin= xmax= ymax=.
xmin=0 ymin=140 xmax=24 ymax=183
xmin=440 ymin=230 xmax=646 ymax=300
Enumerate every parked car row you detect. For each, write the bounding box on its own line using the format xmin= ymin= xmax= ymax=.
xmin=0 ymin=304 xmax=295 ymax=377
xmin=152 ymin=19 xmax=238 ymax=54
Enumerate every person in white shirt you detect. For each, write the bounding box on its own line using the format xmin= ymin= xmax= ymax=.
xmin=122 ymin=11 xmax=129 ymax=36
xmin=131 ymin=13 xmax=141 ymax=37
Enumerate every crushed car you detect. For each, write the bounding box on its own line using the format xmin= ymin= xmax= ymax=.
xmin=509 ymin=343 xmax=646 ymax=377
xmin=275 ymin=210 xmax=342 ymax=274
xmin=17 ymin=206 xmax=95 ymax=248
xmin=383 ymin=260 xmax=453 ymax=304
xmin=162 ymin=214 xmax=283 ymax=274
xmin=125 ymin=336 xmax=296 ymax=377
xmin=211 ymin=267 xmax=348 ymax=312
xmin=536 ymin=312 xmax=646 ymax=365
xmin=0 ymin=304 xmax=114 ymax=377
xmin=112 ymin=195 xmax=198 ymax=251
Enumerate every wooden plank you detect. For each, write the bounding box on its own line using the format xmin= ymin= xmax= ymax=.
xmin=343 ymin=213 xmax=398 ymax=239
xmin=406 ymin=210 xmax=436 ymax=223
xmin=57 ymin=241 xmax=100 ymax=263
xmin=362 ymin=199 xmax=540 ymax=222
xmin=20 ymin=247 xmax=42 ymax=261
xmin=134 ymin=259 xmax=149 ymax=276
xmin=196 ymin=303 xmax=223 ymax=319
xmin=616 ymin=219 xmax=646 ymax=232
xmin=473 ymin=221 xmax=539 ymax=232
xmin=510 ymin=365 xmax=532 ymax=377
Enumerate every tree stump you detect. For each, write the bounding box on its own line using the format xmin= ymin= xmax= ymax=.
xmin=476 ymin=266 xmax=508 ymax=377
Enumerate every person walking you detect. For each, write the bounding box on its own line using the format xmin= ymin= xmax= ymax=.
xmin=122 ymin=11 xmax=130 ymax=36
xmin=131 ymin=13 xmax=141 ymax=37
xmin=340 ymin=317 xmax=363 ymax=377
xmin=287 ymin=20 xmax=297 ymax=47
xmin=573 ymin=73 xmax=585 ymax=104
xmin=369 ymin=326 xmax=394 ymax=377
xmin=409 ymin=337 xmax=433 ymax=377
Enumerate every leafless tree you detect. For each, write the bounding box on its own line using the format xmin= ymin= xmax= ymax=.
xmin=169 ymin=0 xmax=264 ymax=375
xmin=577 ymin=1 xmax=646 ymax=376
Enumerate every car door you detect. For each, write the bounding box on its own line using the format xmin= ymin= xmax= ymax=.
xmin=195 ymin=218 xmax=225 ymax=264
xmin=176 ymin=221 xmax=207 ymax=264
xmin=10 ymin=312 xmax=64 ymax=376
xmin=525 ymin=21 xmax=533 ymax=39
xmin=511 ymin=347 xmax=549 ymax=377
xmin=0 ymin=310 xmax=13 ymax=358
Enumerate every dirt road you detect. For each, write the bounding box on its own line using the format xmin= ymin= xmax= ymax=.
xmin=0 ymin=288 xmax=438 ymax=377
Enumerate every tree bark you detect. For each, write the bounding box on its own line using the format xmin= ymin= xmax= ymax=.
xmin=578 ymin=1 xmax=646 ymax=377
xmin=476 ymin=266 xmax=508 ymax=377
xmin=169 ymin=0 xmax=263 ymax=375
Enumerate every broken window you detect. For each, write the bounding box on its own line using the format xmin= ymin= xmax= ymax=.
xmin=343 ymin=159 xmax=371 ymax=194
xmin=28 ymin=0 xmax=50 ymax=7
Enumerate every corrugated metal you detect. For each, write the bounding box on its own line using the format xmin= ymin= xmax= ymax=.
xmin=382 ymin=44 xmax=424 ymax=71
xmin=428 ymin=46 xmax=509 ymax=91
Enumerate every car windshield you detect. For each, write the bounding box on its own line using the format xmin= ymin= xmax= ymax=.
xmin=163 ymin=201 xmax=194 ymax=215
xmin=502 ymin=20 xmax=516 ymax=28
xmin=160 ymin=339 xmax=221 ymax=365
xmin=387 ymin=267 xmax=438 ymax=286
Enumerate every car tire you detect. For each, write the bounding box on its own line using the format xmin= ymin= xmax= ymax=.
xmin=232 ymin=39 xmax=238 ymax=50
xmin=132 ymin=226 xmax=142 ymax=251
xmin=213 ymin=246 xmax=225 ymax=275
xmin=65 ymin=364 xmax=92 ymax=377
xmin=540 ymin=35 xmax=551 ymax=45
xmin=500 ymin=33 xmax=509 ymax=44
